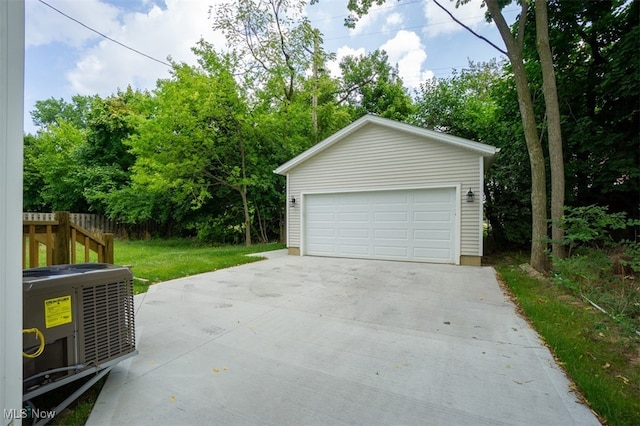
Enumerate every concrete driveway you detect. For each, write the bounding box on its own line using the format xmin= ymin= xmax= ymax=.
xmin=88 ymin=251 xmax=599 ymax=425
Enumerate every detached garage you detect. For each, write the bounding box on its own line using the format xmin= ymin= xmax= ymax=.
xmin=274 ymin=115 xmax=499 ymax=265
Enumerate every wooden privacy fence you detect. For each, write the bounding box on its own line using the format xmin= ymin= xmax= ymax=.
xmin=23 ymin=211 xmax=114 ymax=269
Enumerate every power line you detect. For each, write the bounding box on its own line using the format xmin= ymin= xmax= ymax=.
xmin=322 ymin=8 xmax=519 ymax=43
xmin=432 ymin=0 xmax=505 ymax=55
xmin=309 ymin=0 xmax=423 ymax=24
xmin=37 ymin=0 xmax=171 ymax=67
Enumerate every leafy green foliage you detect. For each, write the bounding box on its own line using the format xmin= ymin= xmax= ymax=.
xmin=122 ymin=44 xmax=259 ymax=244
xmin=522 ymin=0 xmax=640 ymax=217
xmin=212 ymin=0 xmax=316 ymax=102
xmin=28 ymin=120 xmax=88 ymax=211
xmin=558 ymin=205 xmax=638 ymax=255
xmin=551 ymin=205 xmax=640 ymax=333
xmin=30 ymin=95 xmax=95 ymax=130
xmin=338 ymin=50 xmax=414 ymax=121
xmin=411 ymin=60 xmax=502 ymax=142
xmin=619 ymin=240 xmax=640 ymax=274
xmin=23 ymin=134 xmax=47 ymax=211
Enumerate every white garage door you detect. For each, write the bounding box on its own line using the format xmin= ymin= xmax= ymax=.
xmin=304 ymin=188 xmax=457 ymax=263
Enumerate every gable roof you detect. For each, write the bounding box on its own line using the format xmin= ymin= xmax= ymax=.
xmin=274 ymin=114 xmax=500 ymax=175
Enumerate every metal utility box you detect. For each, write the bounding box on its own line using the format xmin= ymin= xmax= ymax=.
xmin=23 ymin=263 xmax=137 ymax=406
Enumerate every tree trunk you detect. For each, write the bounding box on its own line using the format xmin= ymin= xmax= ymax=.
xmin=535 ymin=0 xmax=566 ymax=259
xmin=240 ymin=185 xmax=251 ymax=247
xmin=238 ymin=129 xmax=251 ymax=247
xmin=311 ymin=29 xmax=319 ymax=143
xmin=486 ymin=0 xmax=548 ymax=272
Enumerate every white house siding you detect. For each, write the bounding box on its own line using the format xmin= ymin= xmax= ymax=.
xmin=287 ymin=123 xmax=482 ymax=257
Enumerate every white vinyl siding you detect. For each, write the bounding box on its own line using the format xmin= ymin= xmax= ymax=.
xmin=287 ymin=123 xmax=482 ymax=257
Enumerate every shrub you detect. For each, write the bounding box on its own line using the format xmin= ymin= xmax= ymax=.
xmin=558 ymin=205 xmax=633 ymax=256
xmin=552 ymin=205 xmax=640 ymax=332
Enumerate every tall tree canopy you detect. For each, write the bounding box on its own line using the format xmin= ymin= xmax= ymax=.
xmin=123 ymin=44 xmax=256 ymax=245
xmin=337 ymin=49 xmax=414 ymax=121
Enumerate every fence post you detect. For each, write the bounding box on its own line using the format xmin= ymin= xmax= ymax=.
xmin=54 ymin=211 xmax=71 ymax=265
xmin=103 ymin=233 xmax=114 ymax=264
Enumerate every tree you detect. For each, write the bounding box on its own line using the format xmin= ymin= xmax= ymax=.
xmin=212 ymin=0 xmax=316 ymax=104
xmin=28 ymin=121 xmax=88 ymax=212
xmin=533 ymin=0 xmax=565 ymax=258
xmin=127 ymin=44 xmax=255 ymax=245
xmin=23 ymin=134 xmax=47 ymax=211
xmin=484 ymin=0 xmax=548 ymax=271
xmin=411 ymin=60 xmax=502 ymax=141
xmin=535 ymin=0 xmax=639 ymax=222
xmin=79 ymin=88 xmax=148 ymax=213
xmin=337 ymin=49 xmax=414 ymax=121
xmin=30 ymin=95 xmax=95 ymax=130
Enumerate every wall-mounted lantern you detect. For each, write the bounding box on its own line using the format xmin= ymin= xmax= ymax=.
xmin=290 ymin=196 xmax=296 ymax=207
xmin=466 ymin=188 xmax=475 ymax=203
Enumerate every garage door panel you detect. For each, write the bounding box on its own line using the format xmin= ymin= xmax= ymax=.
xmin=338 ymin=244 xmax=370 ymax=256
xmin=374 ymin=246 xmax=409 ymax=258
xmin=339 ymin=212 xmax=370 ymax=222
xmin=307 ymin=229 xmax=337 ymax=239
xmin=375 ymin=229 xmax=408 ymax=239
xmin=307 ymin=212 xmax=335 ymax=222
xmin=414 ymin=229 xmax=451 ymax=241
xmin=413 ymin=237 xmax=453 ymax=248
xmin=413 ymin=248 xmax=452 ymax=261
xmin=374 ymin=211 xmax=408 ymax=222
xmin=413 ymin=201 xmax=455 ymax=211
xmin=305 ymin=189 xmax=456 ymax=263
xmin=373 ymin=222 xmax=410 ymax=231
xmin=340 ymin=228 xmax=370 ymax=238
xmin=413 ymin=221 xmax=453 ymax=230
xmin=340 ymin=194 xmax=369 ymax=205
xmin=414 ymin=211 xmax=453 ymax=222
xmin=307 ymin=243 xmax=336 ymax=254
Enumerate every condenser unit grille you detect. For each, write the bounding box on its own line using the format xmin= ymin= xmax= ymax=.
xmin=81 ymin=278 xmax=135 ymax=364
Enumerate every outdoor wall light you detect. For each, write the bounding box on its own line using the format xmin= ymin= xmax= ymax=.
xmin=466 ymin=188 xmax=475 ymax=203
xmin=290 ymin=196 xmax=296 ymax=207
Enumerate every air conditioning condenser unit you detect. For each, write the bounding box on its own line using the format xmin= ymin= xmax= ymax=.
xmin=22 ymin=263 xmax=138 ymax=424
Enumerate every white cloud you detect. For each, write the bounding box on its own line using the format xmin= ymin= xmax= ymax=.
xmin=26 ymin=0 xmax=121 ymax=48
xmin=63 ymin=0 xmax=226 ymax=96
xmin=385 ymin=12 xmax=403 ymax=27
xmin=380 ymin=30 xmax=432 ymax=88
xmin=326 ymin=45 xmax=367 ymax=78
xmin=423 ymin=0 xmax=488 ymax=38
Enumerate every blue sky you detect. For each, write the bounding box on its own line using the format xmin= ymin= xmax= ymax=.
xmin=24 ymin=0 xmax=519 ymax=133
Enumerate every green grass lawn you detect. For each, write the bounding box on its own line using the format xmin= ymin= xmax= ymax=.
xmin=114 ymin=239 xmax=285 ymax=294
